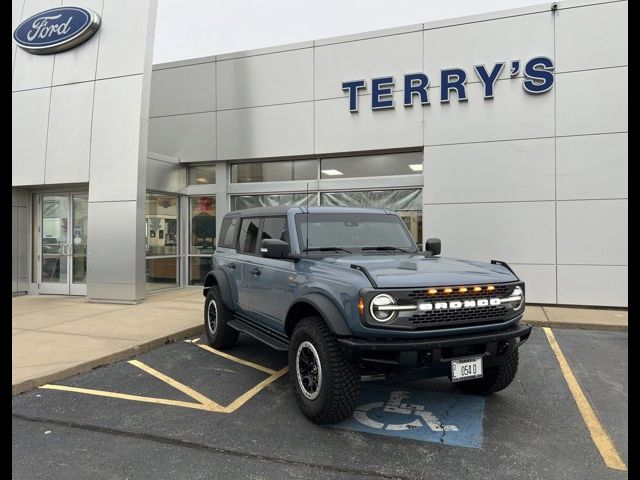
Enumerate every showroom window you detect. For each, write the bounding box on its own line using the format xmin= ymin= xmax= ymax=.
xmin=320 ymin=152 xmax=422 ymax=179
xmin=231 ymin=159 xmax=317 ymax=183
xmin=145 ymin=193 xmax=180 ymax=291
xmin=230 ymin=193 xmax=318 ymax=211
xmin=188 ymin=196 xmax=216 ymax=286
xmin=188 ymin=164 xmax=216 ymax=185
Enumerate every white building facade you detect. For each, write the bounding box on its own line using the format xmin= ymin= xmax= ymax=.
xmin=12 ymin=0 xmax=628 ymax=307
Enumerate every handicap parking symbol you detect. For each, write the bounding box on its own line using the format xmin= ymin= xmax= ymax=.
xmin=332 ymin=384 xmax=486 ymax=448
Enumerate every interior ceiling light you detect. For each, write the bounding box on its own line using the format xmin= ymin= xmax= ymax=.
xmin=196 ymin=177 xmax=207 ymax=183
xmin=409 ymin=164 xmax=423 ymax=172
xmin=321 ymin=169 xmax=344 ymax=176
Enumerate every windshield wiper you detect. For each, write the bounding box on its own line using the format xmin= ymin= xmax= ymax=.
xmin=303 ymin=247 xmax=352 ymax=253
xmin=362 ymin=246 xmax=410 ymax=252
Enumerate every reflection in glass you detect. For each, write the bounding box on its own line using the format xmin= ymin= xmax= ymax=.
xmin=145 ymin=193 xmax=179 ymax=256
xmin=320 ymin=152 xmax=423 ymax=179
xmin=189 ymin=256 xmax=213 ymax=286
xmin=231 ymin=159 xmax=317 ymax=183
xmin=230 ymin=193 xmax=318 ymax=211
xmin=72 ymin=195 xmax=88 ymax=284
xmin=188 ymin=164 xmax=216 ymax=185
xmin=41 ymin=195 xmax=68 ymax=284
xmin=190 ymin=196 xmax=216 ymax=254
xmin=146 ymin=258 xmax=179 ymax=291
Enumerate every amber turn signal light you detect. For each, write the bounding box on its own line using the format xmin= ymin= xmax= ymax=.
xmin=358 ymin=297 xmax=365 ymax=316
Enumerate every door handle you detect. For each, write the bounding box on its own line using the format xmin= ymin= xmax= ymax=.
xmin=249 ymin=268 xmax=261 ymax=277
xmin=227 ymin=263 xmax=236 ymax=270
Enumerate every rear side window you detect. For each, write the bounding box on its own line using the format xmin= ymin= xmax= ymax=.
xmin=261 ymin=217 xmax=289 ymax=246
xmin=218 ymin=217 xmax=238 ymax=249
xmin=238 ymin=217 xmax=260 ymax=254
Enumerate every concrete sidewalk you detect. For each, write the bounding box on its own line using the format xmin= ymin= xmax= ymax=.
xmin=12 ymin=289 xmax=203 ymax=395
xmin=12 ymin=291 xmax=627 ymax=395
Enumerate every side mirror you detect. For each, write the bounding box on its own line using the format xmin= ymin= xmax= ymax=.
xmin=260 ymin=238 xmax=289 ymax=259
xmin=425 ymin=238 xmax=441 ymax=256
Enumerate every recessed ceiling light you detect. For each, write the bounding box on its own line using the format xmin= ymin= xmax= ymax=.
xmin=196 ymin=177 xmax=208 ymax=183
xmin=409 ymin=164 xmax=423 ymax=172
xmin=321 ymin=169 xmax=344 ymax=176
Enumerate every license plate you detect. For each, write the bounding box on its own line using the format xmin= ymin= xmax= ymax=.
xmin=451 ymin=356 xmax=483 ymax=382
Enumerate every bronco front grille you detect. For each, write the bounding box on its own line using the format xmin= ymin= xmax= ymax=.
xmin=397 ymin=282 xmax=520 ymax=330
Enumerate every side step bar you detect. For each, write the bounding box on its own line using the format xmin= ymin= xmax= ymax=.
xmin=228 ymin=317 xmax=290 ymax=351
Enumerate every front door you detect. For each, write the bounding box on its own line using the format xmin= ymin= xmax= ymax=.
xmin=38 ymin=193 xmax=88 ymax=295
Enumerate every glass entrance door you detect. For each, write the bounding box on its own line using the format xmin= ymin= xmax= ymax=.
xmin=38 ymin=193 xmax=88 ymax=295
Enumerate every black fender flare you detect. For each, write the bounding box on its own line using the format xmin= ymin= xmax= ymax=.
xmin=285 ymin=293 xmax=352 ymax=338
xmin=202 ymin=270 xmax=233 ymax=310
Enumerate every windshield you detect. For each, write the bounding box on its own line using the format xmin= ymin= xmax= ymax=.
xmin=295 ymin=212 xmax=417 ymax=253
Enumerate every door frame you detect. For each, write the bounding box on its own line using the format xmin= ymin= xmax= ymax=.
xmin=33 ymin=188 xmax=89 ymax=296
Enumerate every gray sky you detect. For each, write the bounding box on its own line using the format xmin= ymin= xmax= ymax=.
xmin=153 ymin=0 xmax=546 ymax=64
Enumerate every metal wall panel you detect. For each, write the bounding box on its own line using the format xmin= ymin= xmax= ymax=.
xmin=314 ymin=32 xmax=422 ymax=100
xmin=51 ymin=0 xmax=103 ymax=86
xmin=556 ymin=133 xmax=627 ymax=200
xmin=217 ymin=48 xmax=313 ymax=109
xmin=146 ymin=158 xmax=182 ymax=193
xmin=557 ymin=199 xmax=627 ymax=265
xmin=12 ymin=207 xmax=18 ymax=293
xmin=424 ymin=201 xmax=556 ymax=264
xmin=510 ymin=264 xmax=556 ymax=304
xmin=424 ymin=80 xmax=554 ymax=145
xmin=96 ymin=0 xmax=155 ymax=79
xmin=45 ymin=82 xmax=94 ymax=184
xmin=558 ymin=265 xmax=627 ymax=307
xmin=218 ymin=102 xmax=313 ymax=160
xmin=89 ymin=75 xmax=144 ymax=202
xmin=556 ymin=1 xmax=628 ymax=73
xmin=12 ymin=88 xmax=49 ymax=186
xmin=423 ymin=138 xmax=555 ymax=203
xmin=556 ymin=67 xmax=628 ymax=136
xmin=11 ymin=0 xmax=60 ymax=91
xmin=148 ymin=112 xmax=216 ymax=162
xmin=423 ymin=12 xmax=553 ymax=86
xmin=150 ymin=62 xmax=215 ymax=117
xmin=315 ymin=92 xmax=422 ymax=153
xmin=86 ymin=200 xmax=138 ymax=285
xmin=12 ymin=0 xmax=25 ymax=80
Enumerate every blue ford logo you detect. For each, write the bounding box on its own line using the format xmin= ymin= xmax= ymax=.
xmin=13 ymin=6 xmax=101 ymax=55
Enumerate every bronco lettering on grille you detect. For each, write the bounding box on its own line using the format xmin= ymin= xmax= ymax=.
xmin=418 ymin=298 xmax=500 ymax=311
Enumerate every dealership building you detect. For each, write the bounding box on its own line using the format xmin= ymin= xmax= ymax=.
xmin=12 ymin=0 xmax=627 ymax=307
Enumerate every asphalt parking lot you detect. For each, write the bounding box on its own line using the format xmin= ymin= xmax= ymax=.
xmin=12 ymin=326 xmax=627 ymax=479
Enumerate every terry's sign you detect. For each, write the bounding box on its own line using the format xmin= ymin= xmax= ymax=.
xmin=342 ymin=56 xmax=554 ymax=112
xmin=13 ymin=6 xmax=101 ymax=55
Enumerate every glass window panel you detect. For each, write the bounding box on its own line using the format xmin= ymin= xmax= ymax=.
xmin=238 ymin=218 xmax=260 ymax=254
xmin=219 ymin=217 xmax=238 ymax=249
xmin=320 ymin=152 xmax=422 ymax=179
xmin=231 ymin=193 xmax=318 ymax=211
xmin=72 ymin=195 xmax=88 ymax=284
xmin=189 ymin=256 xmax=213 ymax=286
xmin=41 ymin=195 xmax=68 ymax=284
xmin=261 ymin=217 xmax=289 ymax=245
xmin=145 ymin=193 xmax=179 ymax=256
xmin=190 ymin=196 xmax=216 ymax=254
xmin=146 ymin=257 xmax=179 ymax=291
xmin=188 ymin=164 xmax=216 ymax=185
xmin=231 ymin=159 xmax=317 ymax=183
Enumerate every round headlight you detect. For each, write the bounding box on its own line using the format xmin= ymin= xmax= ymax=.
xmin=369 ymin=294 xmax=397 ymax=322
xmin=510 ymin=286 xmax=524 ymax=310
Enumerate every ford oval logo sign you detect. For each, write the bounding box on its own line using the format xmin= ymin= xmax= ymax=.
xmin=13 ymin=6 xmax=100 ymax=55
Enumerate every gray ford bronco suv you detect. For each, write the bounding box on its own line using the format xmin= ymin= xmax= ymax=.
xmin=203 ymin=206 xmax=531 ymax=424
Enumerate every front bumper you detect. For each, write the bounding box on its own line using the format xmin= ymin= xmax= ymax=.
xmin=338 ymin=323 xmax=532 ymax=373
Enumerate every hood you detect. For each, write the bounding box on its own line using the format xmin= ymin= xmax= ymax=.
xmin=319 ymin=254 xmax=518 ymax=288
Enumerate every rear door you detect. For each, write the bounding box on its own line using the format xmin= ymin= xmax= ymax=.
xmin=248 ymin=216 xmax=294 ymax=333
xmin=234 ymin=217 xmax=261 ymax=314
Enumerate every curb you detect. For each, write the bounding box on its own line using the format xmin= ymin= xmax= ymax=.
xmin=526 ymin=319 xmax=627 ymax=332
xmin=12 ymin=325 xmax=203 ymax=396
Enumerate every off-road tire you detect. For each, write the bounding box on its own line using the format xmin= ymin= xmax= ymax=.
xmin=454 ymin=348 xmax=519 ymax=395
xmin=289 ymin=317 xmax=360 ymax=424
xmin=204 ymin=286 xmax=239 ymax=349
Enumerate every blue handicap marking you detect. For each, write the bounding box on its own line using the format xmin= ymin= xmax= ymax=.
xmin=331 ymin=384 xmax=485 ymax=448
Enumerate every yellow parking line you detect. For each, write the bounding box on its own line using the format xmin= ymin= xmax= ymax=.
xmin=223 ymin=367 xmax=289 ymax=413
xmin=128 ymin=359 xmax=223 ymax=409
xmin=39 ymin=384 xmax=224 ymax=412
xmin=543 ymin=327 xmax=627 ymax=471
xmin=194 ymin=343 xmax=278 ymax=375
